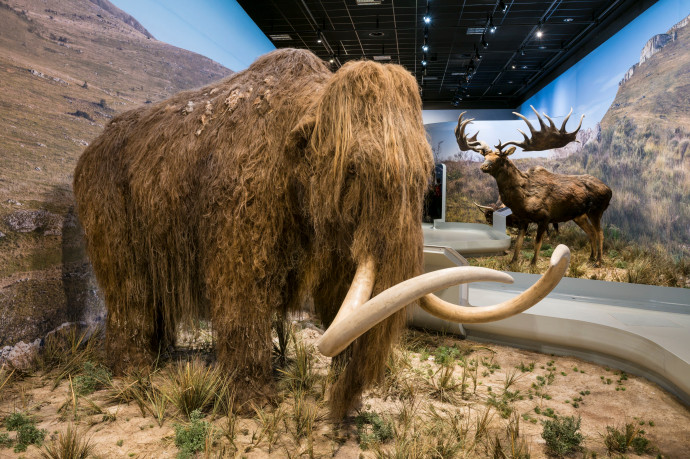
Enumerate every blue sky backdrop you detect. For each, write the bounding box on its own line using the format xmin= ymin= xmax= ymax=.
xmin=109 ymin=0 xmax=275 ymax=71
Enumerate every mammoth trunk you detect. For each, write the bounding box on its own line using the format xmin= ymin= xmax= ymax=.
xmin=299 ymin=59 xmax=432 ymax=417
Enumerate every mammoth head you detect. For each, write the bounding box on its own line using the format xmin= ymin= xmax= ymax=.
xmin=285 ymin=61 xmax=571 ymax=358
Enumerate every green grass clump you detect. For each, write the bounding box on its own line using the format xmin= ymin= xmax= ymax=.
xmin=355 ymin=411 xmax=393 ymax=450
xmin=4 ymin=413 xmax=47 ymax=453
xmin=174 ymin=409 xmax=212 ymax=459
xmin=0 ymin=432 xmax=12 ymax=448
xmin=40 ymin=424 xmax=93 ymax=459
xmin=73 ymin=361 xmax=111 ymax=395
xmin=433 ymin=345 xmax=462 ymax=366
xmin=603 ymin=423 xmax=654 ymax=455
xmin=541 ymin=415 xmax=583 ymax=457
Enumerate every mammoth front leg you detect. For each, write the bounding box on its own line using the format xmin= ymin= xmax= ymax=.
xmin=210 ymin=283 xmax=274 ymax=403
xmin=312 ymin=261 xmax=405 ymax=419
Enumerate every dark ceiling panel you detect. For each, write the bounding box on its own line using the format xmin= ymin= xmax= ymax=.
xmin=237 ymin=0 xmax=658 ymax=109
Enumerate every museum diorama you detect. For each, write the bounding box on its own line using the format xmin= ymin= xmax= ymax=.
xmin=0 ymin=0 xmax=688 ymax=457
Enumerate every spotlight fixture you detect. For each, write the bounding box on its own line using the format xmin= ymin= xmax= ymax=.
xmin=499 ymin=0 xmax=507 ymax=13
xmin=511 ymin=64 xmax=516 ymax=69
xmin=474 ymin=45 xmax=481 ymax=60
xmin=421 ymin=59 xmax=427 ymax=67
xmin=423 ymin=5 xmax=431 ymax=24
xmin=329 ymin=56 xmax=334 ymax=64
xmin=481 ymin=33 xmax=488 ymax=49
xmin=536 ymin=22 xmax=543 ymax=38
xmin=316 ymin=31 xmax=322 ymax=43
xmin=467 ymin=60 xmax=475 ymax=72
xmin=520 ymin=48 xmax=526 ymax=56
xmin=489 ymin=16 xmax=496 ymax=33
xmin=422 ymin=40 xmax=429 ymax=52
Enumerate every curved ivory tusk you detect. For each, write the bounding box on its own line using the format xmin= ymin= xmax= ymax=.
xmin=420 ymin=244 xmax=570 ymax=323
xmin=316 ymin=267 xmax=514 ymax=357
xmin=329 ymin=257 xmax=376 ymax=328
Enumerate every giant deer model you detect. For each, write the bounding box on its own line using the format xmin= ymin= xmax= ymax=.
xmin=456 ymin=107 xmax=612 ymax=266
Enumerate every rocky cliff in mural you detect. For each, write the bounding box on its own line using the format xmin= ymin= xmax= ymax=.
xmin=0 ymin=0 xmax=232 ymax=364
xmin=619 ymin=13 xmax=689 ymax=85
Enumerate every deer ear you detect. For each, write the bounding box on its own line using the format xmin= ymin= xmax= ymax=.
xmin=502 ymin=146 xmax=517 ymax=157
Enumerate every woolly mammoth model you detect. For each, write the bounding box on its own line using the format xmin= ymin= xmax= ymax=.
xmin=457 ymin=108 xmax=612 ymax=266
xmin=75 ymin=49 xmax=570 ymax=418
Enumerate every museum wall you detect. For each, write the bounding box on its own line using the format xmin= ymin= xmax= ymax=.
xmin=426 ymin=0 xmax=689 ymax=287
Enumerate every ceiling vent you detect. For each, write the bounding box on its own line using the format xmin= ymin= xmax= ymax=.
xmin=466 ymin=27 xmax=485 ymax=35
xmin=269 ymin=34 xmax=292 ymax=41
xmin=356 ymin=0 xmax=383 ymax=4
xmin=373 ymin=55 xmax=391 ymax=61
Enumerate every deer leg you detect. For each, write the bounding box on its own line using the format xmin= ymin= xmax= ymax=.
xmin=530 ymin=222 xmax=548 ymax=266
xmin=573 ymin=215 xmax=596 ymax=261
xmin=511 ymin=224 xmax=527 ymax=263
xmin=588 ymin=211 xmax=605 ymax=266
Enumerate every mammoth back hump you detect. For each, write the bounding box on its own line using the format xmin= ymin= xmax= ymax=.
xmin=75 ymin=49 xmax=332 ymax=227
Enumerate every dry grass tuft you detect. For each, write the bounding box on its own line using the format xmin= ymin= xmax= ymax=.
xmin=163 ymin=358 xmax=226 ymax=419
xmin=40 ymin=424 xmax=93 ymax=459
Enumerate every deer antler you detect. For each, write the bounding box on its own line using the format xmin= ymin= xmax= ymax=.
xmin=455 ymin=112 xmax=492 ymax=156
xmin=496 ymin=106 xmax=584 ymax=152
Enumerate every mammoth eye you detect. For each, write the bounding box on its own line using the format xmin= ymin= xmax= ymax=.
xmin=347 ymin=165 xmax=357 ymax=176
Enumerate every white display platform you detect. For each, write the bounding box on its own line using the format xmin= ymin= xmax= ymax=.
xmin=414 ymin=246 xmax=690 ymax=405
xmin=422 ymin=222 xmax=511 ymax=256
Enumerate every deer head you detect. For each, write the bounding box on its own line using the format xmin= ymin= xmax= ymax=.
xmin=455 ymin=106 xmax=584 ymax=174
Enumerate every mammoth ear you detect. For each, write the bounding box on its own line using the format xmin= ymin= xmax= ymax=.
xmin=501 ymin=146 xmax=517 ymax=157
xmin=285 ymin=115 xmax=316 ymax=161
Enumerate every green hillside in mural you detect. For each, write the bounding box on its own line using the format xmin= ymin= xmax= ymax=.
xmin=566 ymin=14 xmax=689 ymax=249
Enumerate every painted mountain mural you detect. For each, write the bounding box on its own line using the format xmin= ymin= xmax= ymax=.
xmin=0 ymin=0 xmax=232 ymax=347
xmin=440 ymin=12 xmax=689 ymax=286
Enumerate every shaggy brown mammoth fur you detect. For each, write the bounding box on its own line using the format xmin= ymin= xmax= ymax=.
xmin=75 ymin=49 xmax=432 ymax=417
xmin=75 ymin=48 xmax=570 ymax=418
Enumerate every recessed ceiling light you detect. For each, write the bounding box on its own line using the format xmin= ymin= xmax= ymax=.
xmin=498 ymin=92 xmax=503 ymax=95
xmin=369 ymin=31 xmax=385 ymax=37
xmin=511 ymin=64 xmax=516 ymax=69
xmin=521 ymin=65 xmax=528 ymax=69
xmin=563 ymin=18 xmax=574 ymax=22
xmin=508 ymin=80 xmax=513 ymax=83
xmin=539 ymin=45 xmax=546 ymax=49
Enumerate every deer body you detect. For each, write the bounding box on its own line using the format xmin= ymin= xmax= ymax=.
xmin=457 ymin=107 xmax=612 ymax=266
xmin=485 ymin=157 xmax=611 ymax=264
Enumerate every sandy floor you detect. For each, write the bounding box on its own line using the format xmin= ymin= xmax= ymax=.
xmin=0 ymin=324 xmax=689 ymax=458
